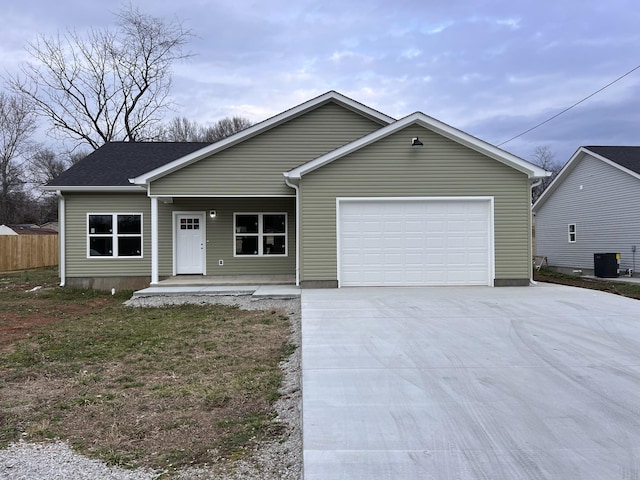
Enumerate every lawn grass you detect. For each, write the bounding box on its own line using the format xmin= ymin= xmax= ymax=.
xmin=534 ymin=267 xmax=640 ymax=300
xmin=0 ymin=268 xmax=296 ymax=473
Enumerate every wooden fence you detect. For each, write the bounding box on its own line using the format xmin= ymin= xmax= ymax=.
xmin=0 ymin=235 xmax=59 ymax=272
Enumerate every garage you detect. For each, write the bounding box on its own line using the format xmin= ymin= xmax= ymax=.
xmin=337 ymin=198 xmax=493 ymax=286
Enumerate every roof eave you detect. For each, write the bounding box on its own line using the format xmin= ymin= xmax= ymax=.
xmin=42 ymin=185 xmax=145 ymax=192
xmin=413 ymin=117 xmax=550 ymax=179
xmin=583 ymin=147 xmax=640 ymax=181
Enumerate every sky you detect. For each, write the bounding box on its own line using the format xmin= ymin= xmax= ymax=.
xmin=1 ymin=0 xmax=639 ymax=165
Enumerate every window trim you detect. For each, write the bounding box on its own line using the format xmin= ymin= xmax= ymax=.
xmin=233 ymin=212 xmax=288 ymax=257
xmin=87 ymin=213 xmax=144 ymax=259
xmin=568 ymin=223 xmax=576 ymax=243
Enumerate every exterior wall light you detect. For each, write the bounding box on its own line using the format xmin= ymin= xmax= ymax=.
xmin=412 ymin=137 xmax=424 ymax=147
xmin=209 ymin=210 xmax=217 ymax=218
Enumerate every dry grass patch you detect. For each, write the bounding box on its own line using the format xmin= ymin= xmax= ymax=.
xmin=0 ymin=268 xmax=296 ymax=473
xmin=534 ymin=267 xmax=640 ymax=300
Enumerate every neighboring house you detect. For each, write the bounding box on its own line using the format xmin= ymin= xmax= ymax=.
xmin=0 ymin=225 xmax=18 ymax=235
xmin=40 ymin=222 xmax=59 ymax=232
xmin=533 ymin=146 xmax=640 ymax=275
xmin=0 ymin=224 xmax=58 ymax=235
xmin=45 ymin=91 xmax=548 ymax=290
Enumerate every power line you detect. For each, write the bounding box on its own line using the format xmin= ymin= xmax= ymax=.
xmin=498 ymin=63 xmax=640 ymax=146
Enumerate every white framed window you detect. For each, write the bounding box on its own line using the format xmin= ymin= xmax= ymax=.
xmin=568 ymin=223 xmax=576 ymax=243
xmin=87 ymin=213 xmax=143 ymax=258
xmin=234 ymin=213 xmax=287 ymax=256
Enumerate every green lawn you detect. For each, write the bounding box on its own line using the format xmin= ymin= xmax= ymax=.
xmin=0 ymin=268 xmax=296 ymax=473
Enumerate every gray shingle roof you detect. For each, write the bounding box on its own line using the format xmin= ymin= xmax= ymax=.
xmin=586 ymin=146 xmax=640 ymax=175
xmin=47 ymin=142 xmax=211 ymax=187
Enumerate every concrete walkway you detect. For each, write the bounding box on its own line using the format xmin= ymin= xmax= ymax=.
xmin=301 ymin=284 xmax=640 ymax=479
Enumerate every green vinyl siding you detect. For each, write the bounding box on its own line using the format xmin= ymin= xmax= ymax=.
xmin=157 ymin=197 xmax=295 ymax=276
xmin=150 ymin=102 xmax=384 ymax=196
xmin=298 ymin=125 xmax=531 ymax=282
xmin=64 ymin=193 xmax=151 ymax=277
xmin=65 ymin=195 xmax=294 ymax=279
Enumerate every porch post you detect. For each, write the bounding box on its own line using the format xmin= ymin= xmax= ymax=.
xmin=151 ymin=196 xmax=159 ymax=285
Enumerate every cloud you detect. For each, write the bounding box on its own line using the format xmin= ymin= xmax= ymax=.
xmin=2 ymin=0 xmax=639 ymax=164
xmin=422 ymin=21 xmax=455 ymax=35
xmin=401 ymin=48 xmax=422 ymax=59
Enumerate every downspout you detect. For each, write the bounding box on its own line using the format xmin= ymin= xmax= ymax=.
xmin=56 ymin=190 xmax=66 ymax=287
xmin=284 ymin=175 xmax=300 ymax=287
xmin=529 ymin=178 xmax=543 ymax=286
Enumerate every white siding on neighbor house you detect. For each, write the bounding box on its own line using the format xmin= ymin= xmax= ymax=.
xmin=535 ymin=154 xmax=640 ymax=272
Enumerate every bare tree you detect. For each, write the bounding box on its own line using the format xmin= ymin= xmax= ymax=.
xmin=161 ymin=116 xmax=253 ymax=142
xmin=162 ymin=117 xmax=203 ymax=142
xmin=203 ymin=116 xmax=253 ymax=142
xmin=8 ymin=6 xmax=191 ymax=150
xmin=30 ymin=147 xmax=70 ymax=186
xmin=20 ymin=147 xmax=89 ymax=224
xmin=531 ymin=146 xmax=563 ymax=203
xmin=27 ymin=148 xmax=69 ymax=224
xmin=69 ymin=150 xmax=90 ymax=166
xmin=0 ymin=92 xmax=37 ymax=224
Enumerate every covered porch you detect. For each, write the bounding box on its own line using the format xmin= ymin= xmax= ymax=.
xmin=157 ymin=274 xmax=295 ymax=286
xmin=148 ymin=196 xmax=298 ymax=286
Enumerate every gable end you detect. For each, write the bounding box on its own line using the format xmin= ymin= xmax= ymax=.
xmin=131 ymin=91 xmax=394 ymax=186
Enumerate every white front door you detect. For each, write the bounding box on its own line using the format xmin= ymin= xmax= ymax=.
xmin=176 ymin=213 xmax=205 ymax=274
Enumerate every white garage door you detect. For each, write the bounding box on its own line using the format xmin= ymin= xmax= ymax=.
xmin=338 ymin=198 xmax=492 ymax=286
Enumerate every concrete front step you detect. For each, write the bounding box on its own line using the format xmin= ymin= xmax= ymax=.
xmin=131 ymin=284 xmax=300 ymax=299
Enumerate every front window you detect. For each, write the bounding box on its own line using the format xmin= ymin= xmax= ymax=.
xmin=88 ymin=213 xmax=143 ymax=257
xmin=234 ymin=213 xmax=287 ymax=256
xmin=568 ymin=223 xmax=576 ymax=243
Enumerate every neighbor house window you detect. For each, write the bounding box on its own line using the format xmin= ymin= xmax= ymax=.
xmin=234 ymin=213 xmax=287 ymax=256
xmin=88 ymin=214 xmax=143 ymax=257
xmin=568 ymin=223 xmax=576 ymax=243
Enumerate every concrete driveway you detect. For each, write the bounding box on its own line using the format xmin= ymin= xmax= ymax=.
xmin=301 ymin=283 xmax=640 ymax=479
